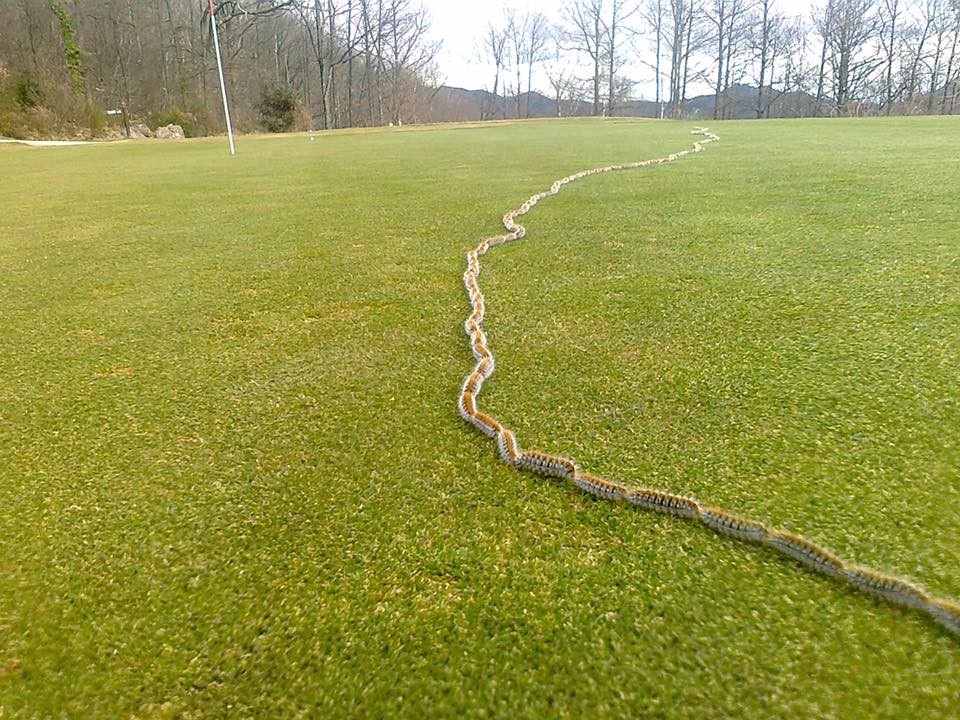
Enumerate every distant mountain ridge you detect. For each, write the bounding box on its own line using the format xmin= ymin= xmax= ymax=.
xmin=432 ymin=83 xmax=821 ymax=121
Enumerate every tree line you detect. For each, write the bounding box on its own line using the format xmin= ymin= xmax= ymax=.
xmin=0 ymin=0 xmax=441 ymax=138
xmin=481 ymin=0 xmax=959 ymax=119
xmin=1 ymin=0 xmax=958 ymax=139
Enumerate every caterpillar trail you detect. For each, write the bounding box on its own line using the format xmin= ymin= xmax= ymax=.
xmin=457 ymin=126 xmax=960 ymax=639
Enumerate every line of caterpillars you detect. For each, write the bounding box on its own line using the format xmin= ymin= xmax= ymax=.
xmin=457 ymin=127 xmax=960 ymax=639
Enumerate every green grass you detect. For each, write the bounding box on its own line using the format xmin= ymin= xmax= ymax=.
xmin=1 ymin=116 xmax=959 ymax=718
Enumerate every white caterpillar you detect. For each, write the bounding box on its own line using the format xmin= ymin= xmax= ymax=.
xmin=457 ymin=126 xmax=960 ymax=639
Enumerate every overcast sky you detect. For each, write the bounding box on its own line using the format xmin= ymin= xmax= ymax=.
xmin=422 ymin=0 xmax=817 ymax=98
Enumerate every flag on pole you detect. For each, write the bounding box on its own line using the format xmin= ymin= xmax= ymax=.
xmin=208 ymin=0 xmax=236 ymax=156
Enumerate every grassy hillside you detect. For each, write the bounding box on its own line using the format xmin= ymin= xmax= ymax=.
xmin=1 ymin=117 xmax=959 ymax=718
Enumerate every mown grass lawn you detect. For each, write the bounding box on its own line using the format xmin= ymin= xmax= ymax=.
xmin=1 ymin=116 xmax=959 ymax=718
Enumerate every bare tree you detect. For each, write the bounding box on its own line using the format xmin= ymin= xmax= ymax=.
xmin=479 ymin=20 xmax=507 ymax=120
xmin=506 ymin=10 xmax=526 ymax=118
xmin=603 ymin=0 xmax=640 ymax=115
xmin=564 ymin=0 xmax=642 ymax=117
xmin=751 ymin=0 xmax=805 ymax=117
xmin=776 ymin=16 xmax=813 ymax=114
xmin=545 ymin=63 xmax=571 ymax=116
xmin=382 ymin=0 xmax=438 ymax=124
xmin=754 ymin=0 xmax=774 ymax=116
xmin=544 ymin=42 xmax=585 ymax=117
xmin=294 ymin=0 xmax=362 ymax=128
xmin=706 ymin=0 xmax=754 ymax=118
xmin=666 ymin=0 xmax=701 ymax=118
xmin=813 ymin=0 xmax=835 ymax=115
xmin=941 ymin=0 xmax=960 ymax=111
xmin=642 ymin=0 xmax=668 ymax=116
xmin=923 ymin=0 xmax=952 ymax=110
xmin=750 ymin=8 xmax=807 ymax=116
xmin=879 ymin=0 xmax=903 ymax=111
xmin=900 ymin=0 xmax=932 ymax=106
xmin=524 ymin=13 xmax=552 ymax=117
xmin=827 ymin=0 xmax=879 ymax=113
xmin=564 ymin=0 xmax=605 ymax=115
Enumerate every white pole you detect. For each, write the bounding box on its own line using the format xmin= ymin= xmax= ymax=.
xmin=208 ymin=0 xmax=236 ymax=155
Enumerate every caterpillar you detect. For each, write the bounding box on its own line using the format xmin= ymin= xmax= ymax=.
xmin=515 ymin=450 xmax=578 ymax=480
xmin=628 ymin=488 xmax=700 ymax=520
xmin=574 ymin=472 xmax=629 ymax=502
xmin=457 ymin=126 xmax=960 ymax=640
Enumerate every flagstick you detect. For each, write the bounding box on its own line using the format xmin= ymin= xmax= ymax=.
xmin=208 ymin=0 xmax=236 ymax=155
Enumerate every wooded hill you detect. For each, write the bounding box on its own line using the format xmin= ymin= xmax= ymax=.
xmin=0 ymin=0 xmax=443 ymax=139
xmin=432 ymin=84 xmax=828 ymax=121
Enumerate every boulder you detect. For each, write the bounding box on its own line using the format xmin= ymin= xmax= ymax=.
xmin=128 ymin=123 xmax=153 ymax=139
xmin=155 ymin=124 xmax=185 ymax=140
